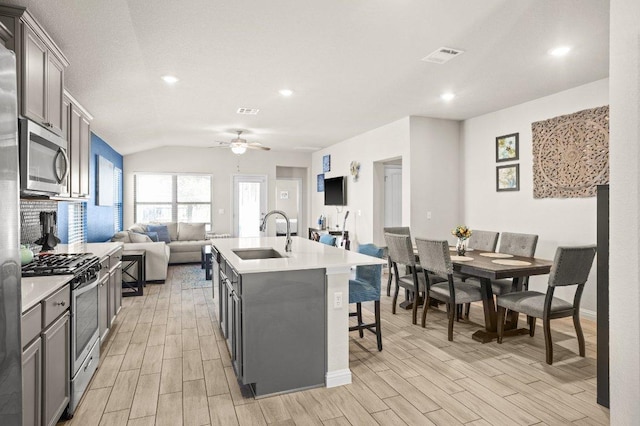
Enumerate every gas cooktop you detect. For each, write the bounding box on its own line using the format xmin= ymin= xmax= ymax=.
xmin=21 ymin=253 xmax=100 ymax=277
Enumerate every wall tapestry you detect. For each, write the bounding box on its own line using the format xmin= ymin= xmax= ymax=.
xmin=532 ymin=105 xmax=609 ymax=198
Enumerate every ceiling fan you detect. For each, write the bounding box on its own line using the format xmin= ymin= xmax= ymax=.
xmin=214 ymin=130 xmax=271 ymax=155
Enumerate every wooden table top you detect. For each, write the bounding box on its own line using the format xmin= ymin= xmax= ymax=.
xmin=450 ymin=250 xmax=553 ymax=280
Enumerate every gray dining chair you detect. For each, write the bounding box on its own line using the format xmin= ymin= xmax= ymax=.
xmin=496 ymin=245 xmax=596 ymax=364
xmin=415 ymin=238 xmax=484 ymax=341
xmin=383 ymin=227 xmax=413 ymax=296
xmin=385 ymin=233 xmax=424 ymax=324
xmin=467 ymin=230 xmax=500 ymax=251
xmin=464 ymin=232 xmax=538 ymax=318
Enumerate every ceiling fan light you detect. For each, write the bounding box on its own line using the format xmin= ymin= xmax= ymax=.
xmin=231 ymin=144 xmax=247 ymax=155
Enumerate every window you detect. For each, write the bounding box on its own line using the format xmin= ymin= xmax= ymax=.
xmin=134 ymin=173 xmax=212 ymax=230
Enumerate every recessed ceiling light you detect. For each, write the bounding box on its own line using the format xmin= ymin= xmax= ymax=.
xmin=161 ymin=75 xmax=179 ymax=84
xmin=440 ymin=92 xmax=455 ymax=101
xmin=279 ymin=89 xmax=294 ymax=97
xmin=549 ymin=46 xmax=571 ymax=57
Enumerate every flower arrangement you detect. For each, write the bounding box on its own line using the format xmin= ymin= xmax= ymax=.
xmin=451 ymin=225 xmax=472 ymax=240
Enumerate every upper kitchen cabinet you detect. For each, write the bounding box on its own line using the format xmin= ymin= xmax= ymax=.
xmin=64 ymin=91 xmax=93 ymax=199
xmin=0 ymin=5 xmax=69 ymax=136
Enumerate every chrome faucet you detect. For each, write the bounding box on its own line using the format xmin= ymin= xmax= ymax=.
xmin=259 ymin=210 xmax=292 ymax=252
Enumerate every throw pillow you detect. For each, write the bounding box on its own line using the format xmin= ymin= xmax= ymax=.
xmin=145 ymin=231 xmax=159 ymax=242
xmin=147 ymin=224 xmax=171 ymax=243
xmin=111 ymin=231 xmax=131 ymax=243
xmin=151 ymin=222 xmax=178 ymax=241
xmin=178 ymin=222 xmax=206 ymax=241
xmin=130 ymin=232 xmax=153 ymax=243
xmin=129 ymin=223 xmax=147 ymax=233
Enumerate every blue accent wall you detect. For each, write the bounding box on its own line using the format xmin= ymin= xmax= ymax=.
xmin=87 ymin=133 xmax=123 ymax=242
xmin=58 ymin=133 xmax=123 ymax=243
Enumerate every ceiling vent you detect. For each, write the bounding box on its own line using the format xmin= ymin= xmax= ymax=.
xmin=237 ymin=108 xmax=260 ymax=115
xmin=421 ymin=47 xmax=464 ymax=64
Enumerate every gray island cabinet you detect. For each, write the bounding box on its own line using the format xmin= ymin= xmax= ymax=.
xmin=212 ymin=236 xmax=385 ymax=398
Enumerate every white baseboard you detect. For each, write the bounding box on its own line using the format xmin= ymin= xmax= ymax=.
xmin=580 ymin=307 xmax=597 ymax=322
xmin=326 ymin=369 xmax=352 ymax=388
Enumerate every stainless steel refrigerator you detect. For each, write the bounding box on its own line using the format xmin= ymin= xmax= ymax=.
xmin=0 ymin=41 xmax=22 ymax=425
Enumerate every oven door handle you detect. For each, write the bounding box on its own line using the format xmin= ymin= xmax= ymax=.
xmin=74 ymin=277 xmax=99 ymax=296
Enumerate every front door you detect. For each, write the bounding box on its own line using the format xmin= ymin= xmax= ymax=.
xmin=232 ymin=175 xmax=268 ymax=237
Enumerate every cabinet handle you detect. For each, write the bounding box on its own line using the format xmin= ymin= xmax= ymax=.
xmin=55 ymin=301 xmax=66 ymax=307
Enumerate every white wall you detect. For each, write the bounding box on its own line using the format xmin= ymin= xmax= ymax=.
xmin=609 ymin=0 xmax=640 ymax=422
xmin=311 ymin=117 xmax=411 ymax=247
xmin=409 ymin=116 xmax=461 ymax=241
xmin=123 ymin=147 xmax=312 ymax=236
xmin=461 ymin=78 xmax=608 ymax=316
xmin=310 ymin=116 xmax=461 ymax=248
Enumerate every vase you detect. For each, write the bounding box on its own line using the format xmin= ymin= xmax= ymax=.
xmin=456 ymin=238 xmax=467 ymax=256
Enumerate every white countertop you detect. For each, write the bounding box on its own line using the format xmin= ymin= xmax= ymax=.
xmin=21 ymin=242 xmax=123 ymax=313
xmin=22 ymin=275 xmax=73 ymax=313
xmin=212 ymin=236 xmax=385 ymax=274
xmin=44 ymin=242 xmax=123 ymax=259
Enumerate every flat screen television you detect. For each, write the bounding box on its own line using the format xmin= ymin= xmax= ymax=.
xmin=324 ymin=176 xmax=347 ymax=206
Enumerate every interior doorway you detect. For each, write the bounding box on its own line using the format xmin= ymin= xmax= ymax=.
xmin=275 ymin=178 xmax=302 ymax=236
xmin=232 ymin=175 xmax=267 ymax=237
xmin=384 ymin=164 xmax=403 ymax=227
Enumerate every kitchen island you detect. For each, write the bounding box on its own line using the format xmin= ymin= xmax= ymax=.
xmin=211 ymin=236 xmax=385 ymax=397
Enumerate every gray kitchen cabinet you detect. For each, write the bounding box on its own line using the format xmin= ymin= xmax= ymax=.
xmin=108 ymin=248 xmax=122 ymax=325
xmin=214 ymin=252 xmax=326 ymax=396
xmin=64 ymin=92 xmax=92 ymax=199
xmin=114 ymin=264 xmax=122 ymax=314
xmin=98 ymin=273 xmax=109 ymax=343
xmin=22 ymin=337 xmax=41 ymax=426
xmin=0 ymin=6 xmax=69 ymax=136
xmin=98 ymin=247 xmax=122 ymax=344
xmin=42 ymin=312 xmax=70 ymax=426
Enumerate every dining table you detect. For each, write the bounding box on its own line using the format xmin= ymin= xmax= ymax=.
xmin=449 ymin=249 xmax=553 ymax=343
xmin=403 ymin=246 xmax=554 ymax=343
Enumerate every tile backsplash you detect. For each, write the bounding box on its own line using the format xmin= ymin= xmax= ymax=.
xmin=20 ymin=200 xmax=86 ymax=251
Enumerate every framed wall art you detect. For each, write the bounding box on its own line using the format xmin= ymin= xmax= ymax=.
xmin=323 ymin=155 xmax=331 ymax=172
xmin=317 ymin=174 xmax=324 ymax=192
xmin=496 ymin=164 xmax=520 ymax=192
xmin=496 ymin=133 xmax=519 ymax=162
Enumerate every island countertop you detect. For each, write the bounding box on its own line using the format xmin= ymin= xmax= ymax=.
xmin=212 ymin=236 xmax=385 ymax=274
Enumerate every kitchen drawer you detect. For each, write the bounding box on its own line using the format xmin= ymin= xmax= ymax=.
xmin=109 ymin=248 xmax=122 ymax=271
xmin=99 ymin=257 xmax=110 ymax=279
xmin=230 ymin=268 xmax=240 ymax=293
xmin=22 ymin=303 xmax=42 ymax=348
xmin=42 ymin=284 xmax=70 ymax=328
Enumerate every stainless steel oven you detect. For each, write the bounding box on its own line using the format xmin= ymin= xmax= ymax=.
xmin=19 ymin=118 xmax=68 ymax=195
xmin=69 ymin=274 xmax=100 ymax=413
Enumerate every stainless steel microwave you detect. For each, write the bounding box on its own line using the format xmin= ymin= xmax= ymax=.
xmin=19 ymin=118 xmax=68 ymax=195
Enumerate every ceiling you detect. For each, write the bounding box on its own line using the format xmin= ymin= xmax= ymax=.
xmin=13 ymin=0 xmax=609 ymax=155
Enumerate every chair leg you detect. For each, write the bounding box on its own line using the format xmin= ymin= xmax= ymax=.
xmin=528 ymin=316 xmax=536 ymax=337
xmin=374 ymin=300 xmax=382 ymax=351
xmin=464 ymin=302 xmax=470 ymax=319
xmin=356 ymin=303 xmax=364 ymax=338
xmin=447 ymin=303 xmax=455 ymax=341
xmin=543 ymin=316 xmax=553 ymax=365
xmin=573 ymin=310 xmax=586 ymax=357
xmin=421 ymin=295 xmax=430 ymax=328
xmin=386 ymin=262 xmax=392 ymax=297
xmin=392 ymin=283 xmax=399 ymax=315
xmin=411 ymin=290 xmax=418 ymax=325
xmin=456 ymin=304 xmax=462 ymax=321
xmin=497 ymin=306 xmax=507 ymax=343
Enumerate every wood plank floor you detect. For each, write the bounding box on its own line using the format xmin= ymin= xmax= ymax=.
xmin=62 ymin=265 xmax=609 ymax=425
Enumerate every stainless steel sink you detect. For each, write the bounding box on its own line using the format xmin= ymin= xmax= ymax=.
xmin=232 ymin=248 xmax=284 ymax=260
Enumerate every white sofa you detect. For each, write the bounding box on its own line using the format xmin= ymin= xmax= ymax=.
xmin=112 ymin=222 xmax=212 ymax=281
